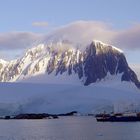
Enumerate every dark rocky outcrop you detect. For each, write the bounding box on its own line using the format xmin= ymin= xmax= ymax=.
xmin=57 ymin=111 xmax=78 ymax=116
xmin=13 ymin=113 xmax=58 ymax=119
xmin=3 ymin=111 xmax=78 ymax=120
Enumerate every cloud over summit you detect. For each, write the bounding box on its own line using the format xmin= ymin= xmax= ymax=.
xmin=0 ymin=21 xmax=140 ymax=51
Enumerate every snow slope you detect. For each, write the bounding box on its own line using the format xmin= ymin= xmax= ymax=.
xmin=130 ymin=64 xmax=140 ymax=80
xmin=0 ymin=81 xmax=139 ymax=116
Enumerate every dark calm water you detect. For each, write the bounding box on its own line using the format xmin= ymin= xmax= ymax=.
xmin=0 ymin=116 xmax=140 ymax=140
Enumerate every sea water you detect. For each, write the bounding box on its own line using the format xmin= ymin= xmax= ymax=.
xmin=0 ymin=116 xmax=140 ymax=140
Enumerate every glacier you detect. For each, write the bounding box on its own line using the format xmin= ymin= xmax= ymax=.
xmin=0 ymin=80 xmax=139 ymax=116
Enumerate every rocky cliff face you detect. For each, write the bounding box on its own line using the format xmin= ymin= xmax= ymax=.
xmin=83 ymin=42 xmax=140 ymax=88
xmin=0 ymin=40 xmax=139 ymax=88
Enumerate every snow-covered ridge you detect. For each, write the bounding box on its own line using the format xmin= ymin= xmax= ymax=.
xmin=93 ymin=40 xmax=123 ymax=53
xmin=0 ymin=59 xmax=7 ymax=64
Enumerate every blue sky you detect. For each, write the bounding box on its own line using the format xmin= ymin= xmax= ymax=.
xmin=0 ymin=0 xmax=140 ymax=66
xmin=0 ymin=0 xmax=140 ymax=31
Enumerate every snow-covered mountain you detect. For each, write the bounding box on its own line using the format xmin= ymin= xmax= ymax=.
xmin=0 ymin=40 xmax=139 ymax=88
xmin=0 ymin=22 xmax=140 ymax=115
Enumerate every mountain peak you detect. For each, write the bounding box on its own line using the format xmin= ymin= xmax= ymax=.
xmin=0 ymin=40 xmax=139 ymax=88
xmin=92 ymin=40 xmax=123 ymax=53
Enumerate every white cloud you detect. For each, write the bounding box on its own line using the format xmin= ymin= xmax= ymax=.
xmin=0 ymin=32 xmax=43 ymax=50
xmin=45 ymin=21 xmax=115 ymax=46
xmin=0 ymin=20 xmax=140 ymax=51
xmin=32 ymin=22 xmax=48 ymax=27
xmin=112 ymin=25 xmax=140 ymax=50
xmin=44 ymin=20 xmax=140 ymax=50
